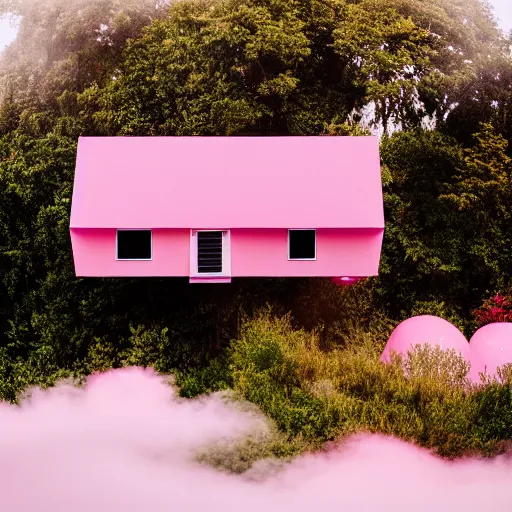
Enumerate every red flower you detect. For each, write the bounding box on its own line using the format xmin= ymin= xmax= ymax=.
xmin=473 ymin=291 xmax=512 ymax=327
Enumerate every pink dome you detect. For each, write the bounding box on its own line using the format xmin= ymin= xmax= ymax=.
xmin=380 ymin=315 xmax=480 ymax=382
xmin=381 ymin=315 xmax=470 ymax=362
xmin=469 ymin=323 xmax=512 ymax=378
xmin=331 ymin=277 xmax=363 ymax=286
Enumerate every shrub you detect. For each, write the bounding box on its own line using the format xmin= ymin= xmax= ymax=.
xmin=120 ymin=324 xmax=170 ymax=371
xmin=402 ymin=344 xmax=471 ymax=388
xmin=228 ymin=310 xmax=511 ymax=459
xmin=472 ymin=381 xmax=512 ymax=444
xmin=195 ymin=392 xmax=308 ymax=476
xmin=473 ymin=291 xmax=512 ymax=327
xmin=175 ymin=353 xmax=233 ymax=398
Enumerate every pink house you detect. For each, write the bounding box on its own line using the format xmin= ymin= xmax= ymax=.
xmin=69 ymin=136 xmax=384 ymax=284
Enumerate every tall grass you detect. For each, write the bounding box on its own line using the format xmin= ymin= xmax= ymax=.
xmin=224 ymin=310 xmax=512 ymax=459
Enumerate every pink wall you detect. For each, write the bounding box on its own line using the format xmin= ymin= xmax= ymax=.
xmin=70 ymin=228 xmax=190 ymax=277
xmin=230 ymin=228 xmax=382 ymax=277
xmin=70 ymin=228 xmax=383 ymax=278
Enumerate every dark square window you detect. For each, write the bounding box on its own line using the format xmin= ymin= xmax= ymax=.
xmin=289 ymin=230 xmax=316 ymax=260
xmin=117 ymin=230 xmax=152 ymax=260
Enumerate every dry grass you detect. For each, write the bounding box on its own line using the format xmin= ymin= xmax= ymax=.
xmin=227 ymin=310 xmax=512 ymax=459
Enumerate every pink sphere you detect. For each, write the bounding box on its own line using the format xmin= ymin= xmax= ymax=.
xmin=381 ymin=315 xmax=470 ymax=362
xmin=380 ymin=315 xmax=481 ymax=382
xmin=331 ymin=277 xmax=362 ymax=286
xmin=469 ymin=322 xmax=512 ymax=378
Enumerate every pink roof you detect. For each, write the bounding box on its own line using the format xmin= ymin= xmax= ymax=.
xmin=70 ymin=136 xmax=384 ymax=229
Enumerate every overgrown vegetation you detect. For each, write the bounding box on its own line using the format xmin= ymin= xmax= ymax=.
xmin=0 ymin=0 xmax=511 ymax=463
xmin=185 ymin=312 xmax=512 ymax=461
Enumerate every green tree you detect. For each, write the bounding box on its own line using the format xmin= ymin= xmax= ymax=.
xmin=377 ymin=124 xmax=511 ymax=327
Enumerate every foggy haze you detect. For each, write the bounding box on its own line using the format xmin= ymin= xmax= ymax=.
xmin=0 ymin=368 xmax=511 ymax=511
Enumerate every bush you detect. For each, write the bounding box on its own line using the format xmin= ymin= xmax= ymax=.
xmin=402 ymin=344 xmax=471 ymax=388
xmin=175 ymin=353 xmax=233 ymax=398
xmin=0 ymin=345 xmax=78 ymax=403
xmin=473 ymin=291 xmax=512 ymax=327
xmin=473 ymin=381 xmax=512 ymax=443
xmin=195 ymin=391 xmax=308 ymax=476
xmin=120 ymin=324 xmax=170 ymax=371
xmin=228 ymin=311 xmax=511 ymax=458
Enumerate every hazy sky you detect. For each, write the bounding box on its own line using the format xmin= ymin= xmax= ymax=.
xmin=0 ymin=16 xmax=18 ymax=51
xmin=491 ymin=0 xmax=512 ymax=33
xmin=0 ymin=1 xmax=511 ymax=51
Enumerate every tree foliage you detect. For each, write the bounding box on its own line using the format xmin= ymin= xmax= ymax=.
xmin=377 ymin=123 xmax=511 ymax=326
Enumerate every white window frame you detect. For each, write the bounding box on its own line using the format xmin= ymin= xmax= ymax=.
xmin=190 ymin=229 xmax=231 ymax=278
xmin=288 ymin=229 xmax=317 ymax=261
xmin=115 ymin=229 xmax=153 ymax=261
